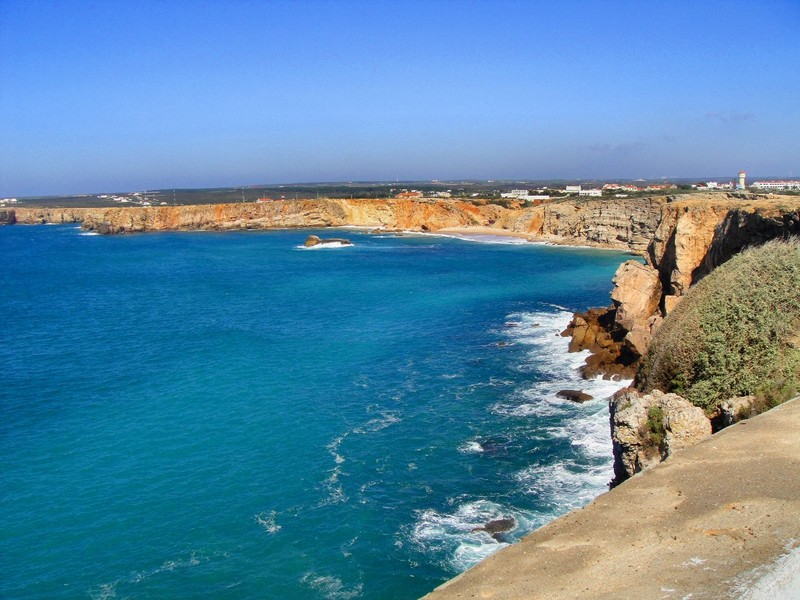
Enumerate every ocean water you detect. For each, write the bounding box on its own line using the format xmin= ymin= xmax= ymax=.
xmin=0 ymin=225 xmax=632 ymax=599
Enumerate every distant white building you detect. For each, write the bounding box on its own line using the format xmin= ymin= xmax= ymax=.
xmin=500 ymin=189 xmax=531 ymax=199
xmin=565 ymin=185 xmax=581 ymax=194
xmin=603 ymin=183 xmax=642 ymax=192
xmin=500 ymin=190 xmax=551 ymax=202
xmin=579 ymin=188 xmax=602 ymax=197
xmin=694 ymin=181 xmax=733 ymax=190
xmin=751 ymin=180 xmax=800 ymax=190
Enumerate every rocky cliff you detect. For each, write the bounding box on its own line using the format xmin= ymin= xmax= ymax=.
xmin=11 ymin=196 xmax=667 ymax=251
xmin=608 ymin=228 xmax=800 ymax=485
xmin=498 ymin=195 xmax=663 ymax=254
xmin=564 ymin=194 xmax=800 ymax=379
xmin=12 ymin=199 xmax=507 ymax=236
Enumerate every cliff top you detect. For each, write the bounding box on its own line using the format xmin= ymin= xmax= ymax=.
xmin=423 ymin=397 xmax=800 ymax=600
xmin=665 ymin=192 xmax=800 ymax=211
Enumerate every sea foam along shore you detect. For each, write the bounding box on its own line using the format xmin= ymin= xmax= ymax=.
xmin=410 ymin=307 xmax=629 ymax=573
xmin=423 ymin=397 xmax=800 ymax=599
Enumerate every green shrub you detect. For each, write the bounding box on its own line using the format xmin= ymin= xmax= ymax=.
xmin=637 ymin=238 xmax=800 ymax=412
xmin=645 ymin=406 xmax=666 ymax=449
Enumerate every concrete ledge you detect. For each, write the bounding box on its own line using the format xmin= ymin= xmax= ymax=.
xmin=423 ymin=398 xmax=800 ymax=600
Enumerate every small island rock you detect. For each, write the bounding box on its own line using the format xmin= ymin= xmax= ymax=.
xmin=304 ymin=235 xmax=352 ymax=247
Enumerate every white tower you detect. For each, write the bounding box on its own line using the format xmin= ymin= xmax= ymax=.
xmin=738 ymin=170 xmax=746 ymax=189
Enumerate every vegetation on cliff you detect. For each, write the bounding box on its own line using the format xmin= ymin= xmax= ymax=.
xmin=637 ymin=238 xmax=800 ymax=412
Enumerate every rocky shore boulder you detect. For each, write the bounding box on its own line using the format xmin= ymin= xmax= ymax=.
xmin=556 ymin=390 xmax=593 ymax=403
xmin=609 ymin=388 xmax=711 ymax=486
xmin=472 ymin=517 xmax=516 ymax=541
xmin=561 ymin=306 xmax=638 ymax=380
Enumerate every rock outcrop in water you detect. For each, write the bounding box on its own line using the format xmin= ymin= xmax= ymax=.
xmin=472 ymin=517 xmax=517 ymax=542
xmin=304 ymin=235 xmax=352 ymax=247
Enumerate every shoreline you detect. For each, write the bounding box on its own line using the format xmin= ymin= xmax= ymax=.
xmin=436 ymin=226 xmax=643 ymax=252
xmin=424 ymin=397 xmax=800 ymax=599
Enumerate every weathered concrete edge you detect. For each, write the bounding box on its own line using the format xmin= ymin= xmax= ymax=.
xmin=422 ymin=397 xmax=800 ymax=600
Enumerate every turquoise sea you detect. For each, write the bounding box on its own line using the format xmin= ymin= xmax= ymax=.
xmin=1 ymin=225 xmax=631 ymax=599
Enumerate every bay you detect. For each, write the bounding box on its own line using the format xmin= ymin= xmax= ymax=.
xmin=0 ymin=225 xmax=630 ymax=599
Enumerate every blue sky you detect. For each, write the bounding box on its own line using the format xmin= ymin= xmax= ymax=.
xmin=1 ymin=0 xmax=798 ymax=196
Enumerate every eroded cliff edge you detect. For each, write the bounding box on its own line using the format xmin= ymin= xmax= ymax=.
xmin=563 ymin=194 xmax=800 ymax=378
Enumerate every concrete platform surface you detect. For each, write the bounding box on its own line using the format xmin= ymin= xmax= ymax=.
xmin=423 ymin=398 xmax=800 ymax=600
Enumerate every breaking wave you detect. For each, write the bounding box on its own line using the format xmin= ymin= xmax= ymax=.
xmin=411 ymin=307 xmax=629 ymax=572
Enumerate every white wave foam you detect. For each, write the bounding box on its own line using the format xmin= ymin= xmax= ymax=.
xmin=327 ymin=432 xmax=348 ymax=465
xmin=79 ymin=231 xmax=100 ymax=236
xmin=89 ymin=582 xmax=117 ymax=600
xmin=496 ymin=309 xmax=629 ymax=412
xmin=300 ymin=572 xmax=363 ymax=600
xmin=487 ymin=308 xmax=628 ymax=540
xmin=492 ymin=398 xmax=565 ymax=418
xmin=296 ymin=242 xmax=353 ymax=250
xmin=352 ymin=411 xmax=400 ymax=434
xmin=424 ymin=232 xmax=536 ymax=245
xmin=458 ymin=440 xmax=485 ymax=454
xmin=255 ymin=510 xmax=281 ymax=534
xmin=89 ymin=551 xmax=206 ymax=599
xmin=317 ymin=433 xmax=351 ymax=506
xmin=515 ymin=459 xmax=609 ymax=510
xmin=319 ymin=411 xmax=401 ymax=507
xmin=320 ymin=464 xmax=348 ymax=506
xmin=564 ymin=397 xmax=617 ymax=460
xmin=411 ymin=499 xmax=541 ymax=572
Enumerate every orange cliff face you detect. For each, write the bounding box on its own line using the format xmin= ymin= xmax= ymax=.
xmin=11 ymin=194 xmax=799 ymax=269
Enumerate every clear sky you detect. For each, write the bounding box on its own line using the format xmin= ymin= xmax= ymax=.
xmin=1 ymin=0 xmax=798 ymax=197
